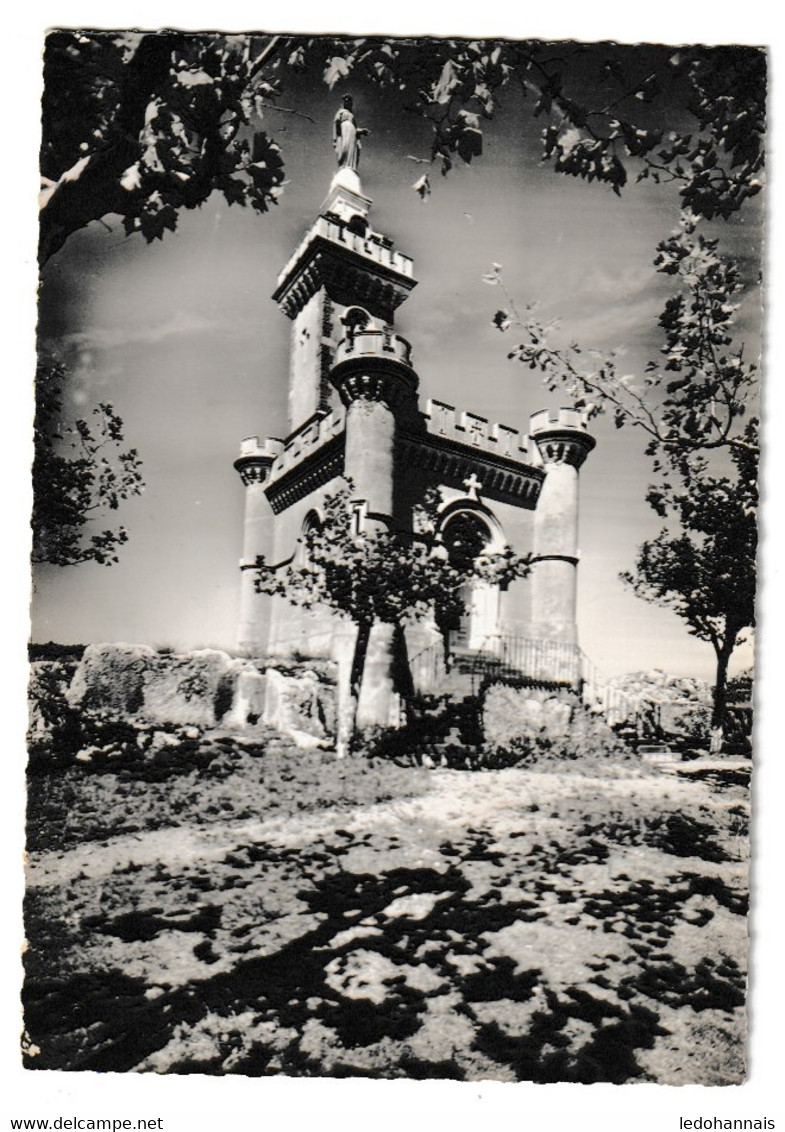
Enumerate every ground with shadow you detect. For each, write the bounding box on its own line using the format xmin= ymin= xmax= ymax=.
xmin=23 ymin=736 xmax=749 ymax=1083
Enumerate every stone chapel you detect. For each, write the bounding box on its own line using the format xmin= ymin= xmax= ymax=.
xmin=234 ymin=102 xmax=596 ymax=725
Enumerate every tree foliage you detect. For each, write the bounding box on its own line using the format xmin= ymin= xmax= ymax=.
xmin=489 ymin=194 xmax=759 ymax=736
xmin=256 ymin=480 xmax=529 ymax=627
xmin=40 ymin=32 xmax=287 ymax=264
xmin=255 ymin=481 xmax=529 ymax=736
xmin=492 ymin=221 xmax=758 ymax=735
xmin=40 ymin=33 xmax=765 ymax=264
xmin=620 ymin=440 xmax=757 ymax=731
xmin=32 ymin=359 xmax=144 ymax=566
xmin=491 ymin=217 xmax=759 ymax=463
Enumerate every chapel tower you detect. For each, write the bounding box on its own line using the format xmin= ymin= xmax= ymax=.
xmin=235 ymin=98 xmax=596 ymax=720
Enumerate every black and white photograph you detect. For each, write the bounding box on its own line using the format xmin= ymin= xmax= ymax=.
xmin=10 ymin=9 xmax=781 ymax=1123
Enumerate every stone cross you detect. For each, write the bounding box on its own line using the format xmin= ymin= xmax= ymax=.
xmin=463 ymin=473 xmax=482 ymax=500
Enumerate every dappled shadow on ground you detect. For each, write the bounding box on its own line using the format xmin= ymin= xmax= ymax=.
xmin=24 ymin=770 xmax=748 ymax=1083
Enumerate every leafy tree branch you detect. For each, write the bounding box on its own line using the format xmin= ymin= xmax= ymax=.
xmin=32 ymin=359 xmax=144 ymax=566
xmin=620 ymin=438 xmax=756 ymax=735
xmin=490 ymin=217 xmax=759 ymax=462
xmin=40 ymin=31 xmax=289 ymax=264
xmin=40 ymin=34 xmax=765 ymax=264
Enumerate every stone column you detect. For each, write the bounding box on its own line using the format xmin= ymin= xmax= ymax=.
xmin=330 ymin=334 xmax=419 ymax=728
xmin=355 ymin=622 xmax=400 ymax=730
xmin=496 ymin=508 xmax=533 ymax=639
xmin=499 ymin=575 xmax=530 ymax=640
xmin=234 ymin=438 xmax=281 ymax=657
xmin=529 ymin=410 xmax=596 ymax=677
xmin=343 ymin=397 xmax=395 ymax=519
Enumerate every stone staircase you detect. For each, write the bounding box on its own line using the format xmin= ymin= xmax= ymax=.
xmin=408 ymin=640 xmax=582 ymax=701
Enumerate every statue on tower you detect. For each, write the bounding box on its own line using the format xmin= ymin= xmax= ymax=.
xmin=333 ymin=95 xmax=369 ymax=172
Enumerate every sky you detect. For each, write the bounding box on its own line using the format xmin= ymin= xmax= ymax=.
xmin=30 ymin=39 xmax=763 ymax=682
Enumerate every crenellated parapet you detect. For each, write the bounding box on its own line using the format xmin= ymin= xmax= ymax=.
xmin=265 ymin=410 xmax=345 ymax=486
xmin=234 ymin=436 xmax=285 ymax=486
xmin=276 ymin=214 xmax=414 ymax=290
xmin=335 ymin=329 xmax=413 ymax=366
xmin=424 ymin=399 xmax=536 ymax=463
xmin=273 ymin=213 xmax=416 ymax=322
xmin=262 ymin=411 xmax=346 ymax=516
xmin=530 ymin=407 xmax=589 ymax=432
xmin=529 ymin=407 xmax=596 ymax=469
xmin=394 ymin=398 xmax=544 ymax=508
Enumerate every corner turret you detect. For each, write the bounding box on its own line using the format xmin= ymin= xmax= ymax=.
xmin=234 ymin=436 xmax=284 ymax=655
xmin=529 ymin=407 xmax=596 ymax=469
xmin=330 ymin=328 xmax=419 ymax=526
xmin=529 ymin=408 xmax=596 ymax=646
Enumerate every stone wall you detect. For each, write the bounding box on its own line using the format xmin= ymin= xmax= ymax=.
xmin=267 ymin=479 xmax=343 ymax=660
xmin=64 ymin=645 xmax=337 ymax=746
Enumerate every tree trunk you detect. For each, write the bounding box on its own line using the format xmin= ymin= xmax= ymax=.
xmin=334 ymin=620 xmax=371 ymax=758
xmin=356 ymin=622 xmax=400 ymax=731
xmin=351 ymin=620 xmax=372 ymax=708
xmin=710 ymin=627 xmax=739 ymax=754
xmin=335 ymin=618 xmax=407 ymax=753
xmin=392 ymin=622 xmax=416 ymax=725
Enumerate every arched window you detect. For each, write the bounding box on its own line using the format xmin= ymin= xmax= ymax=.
xmin=439 ymin=509 xmax=500 ymax=652
xmin=441 ymin=512 xmax=491 ymax=569
xmin=341 ymin=306 xmax=371 ymax=339
xmin=296 ymin=510 xmax=323 ymax=565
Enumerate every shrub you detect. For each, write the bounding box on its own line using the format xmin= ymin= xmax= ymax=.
xmin=725 ymin=669 xmax=753 ymax=704
xmin=28 ymin=642 xmax=86 ymax=663
xmin=482 ymin=683 xmax=631 ymax=767
xmin=360 ymin=696 xmax=482 ymax=766
xmin=364 ymin=685 xmax=633 ymax=771
xmin=28 ymin=661 xmax=86 ymax=770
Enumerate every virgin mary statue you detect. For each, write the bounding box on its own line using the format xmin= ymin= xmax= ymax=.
xmin=333 ymin=95 xmax=369 ymax=172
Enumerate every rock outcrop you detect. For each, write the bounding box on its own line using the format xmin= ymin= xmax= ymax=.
xmin=63 ymin=644 xmax=337 ymax=742
xmin=66 ymin=644 xmax=156 ymax=715
xmin=482 ymin=683 xmax=627 ymax=762
xmin=140 ymin=649 xmax=238 ymax=728
xmin=263 ymin=667 xmax=336 ymax=748
xmin=220 ymin=665 xmax=267 ymax=730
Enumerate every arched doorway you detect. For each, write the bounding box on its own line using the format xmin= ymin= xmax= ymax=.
xmin=439 ymin=510 xmax=501 ymax=652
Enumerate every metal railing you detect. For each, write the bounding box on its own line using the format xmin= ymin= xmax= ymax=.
xmin=406 ymin=634 xmax=745 ymax=750
xmin=407 ymin=634 xmax=648 ymax=724
xmin=409 ymin=634 xmax=584 ymax=698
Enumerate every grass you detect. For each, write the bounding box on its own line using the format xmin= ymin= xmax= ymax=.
xmin=27 ymin=728 xmax=430 ymax=853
